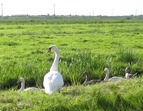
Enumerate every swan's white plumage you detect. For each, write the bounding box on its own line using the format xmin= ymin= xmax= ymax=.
xmin=104 ymin=68 xmax=123 ymax=82
xmin=18 ymin=77 xmax=39 ymax=91
xmin=43 ymin=45 xmax=64 ymax=94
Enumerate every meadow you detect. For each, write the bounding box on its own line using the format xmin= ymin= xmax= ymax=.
xmin=0 ymin=16 xmax=143 ymax=110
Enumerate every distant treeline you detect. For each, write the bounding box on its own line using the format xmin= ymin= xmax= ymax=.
xmin=0 ymin=15 xmax=143 ymax=24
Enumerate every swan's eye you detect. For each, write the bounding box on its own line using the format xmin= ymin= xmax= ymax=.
xmin=48 ymin=47 xmax=52 ymax=52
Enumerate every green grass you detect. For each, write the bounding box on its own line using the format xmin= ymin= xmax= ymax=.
xmin=0 ymin=78 xmax=143 ymax=111
xmin=0 ymin=16 xmax=143 ymax=110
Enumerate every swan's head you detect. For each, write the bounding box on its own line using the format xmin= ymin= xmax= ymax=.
xmin=48 ymin=45 xmax=58 ymax=52
xmin=104 ymin=67 xmax=109 ymax=74
xmin=18 ymin=77 xmax=25 ymax=83
xmin=82 ymin=72 xmax=89 ymax=77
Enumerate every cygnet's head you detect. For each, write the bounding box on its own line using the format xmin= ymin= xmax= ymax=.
xmin=125 ymin=67 xmax=131 ymax=73
xmin=82 ymin=72 xmax=89 ymax=77
xmin=104 ymin=67 xmax=109 ymax=73
xmin=18 ymin=77 xmax=25 ymax=83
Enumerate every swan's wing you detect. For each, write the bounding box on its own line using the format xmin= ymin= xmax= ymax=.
xmin=51 ymin=73 xmax=64 ymax=89
xmin=24 ymin=87 xmax=39 ymax=91
xmin=108 ymin=76 xmax=123 ymax=81
xmin=43 ymin=71 xmax=64 ymax=94
xmin=110 ymin=76 xmax=122 ymax=79
xmin=43 ymin=72 xmax=52 ymax=88
xmin=127 ymin=73 xmax=132 ymax=77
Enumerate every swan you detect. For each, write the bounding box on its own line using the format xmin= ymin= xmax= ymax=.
xmin=125 ymin=67 xmax=133 ymax=79
xmin=125 ymin=67 xmax=143 ymax=79
xmin=43 ymin=45 xmax=64 ymax=94
xmin=18 ymin=77 xmax=39 ymax=91
xmin=82 ymin=72 xmax=101 ymax=85
xmin=104 ymin=68 xmax=123 ymax=82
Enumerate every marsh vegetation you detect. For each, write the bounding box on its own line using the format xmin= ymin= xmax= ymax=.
xmin=0 ymin=16 xmax=143 ymax=110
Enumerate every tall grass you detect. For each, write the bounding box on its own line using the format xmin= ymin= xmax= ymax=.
xmin=0 ymin=48 xmax=142 ymax=89
xmin=60 ymin=51 xmax=106 ymax=85
xmin=117 ymin=48 xmax=140 ymax=65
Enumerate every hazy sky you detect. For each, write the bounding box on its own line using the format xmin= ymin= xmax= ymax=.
xmin=0 ymin=0 xmax=143 ymax=16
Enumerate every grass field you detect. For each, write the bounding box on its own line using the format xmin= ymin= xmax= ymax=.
xmin=0 ymin=16 xmax=143 ymax=110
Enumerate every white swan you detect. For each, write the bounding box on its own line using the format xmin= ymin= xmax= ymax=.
xmin=43 ymin=45 xmax=64 ymax=94
xmin=18 ymin=77 xmax=39 ymax=91
xmin=104 ymin=68 xmax=123 ymax=82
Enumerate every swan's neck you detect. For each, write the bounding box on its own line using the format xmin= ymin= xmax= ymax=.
xmin=83 ymin=75 xmax=89 ymax=85
xmin=50 ymin=49 xmax=60 ymax=71
xmin=104 ymin=71 xmax=109 ymax=81
xmin=125 ymin=73 xmax=131 ymax=79
xmin=125 ymin=73 xmax=128 ymax=79
xmin=20 ymin=81 xmax=25 ymax=91
xmin=85 ymin=75 xmax=89 ymax=81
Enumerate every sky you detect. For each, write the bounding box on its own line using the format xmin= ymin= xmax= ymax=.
xmin=0 ymin=0 xmax=143 ymax=16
